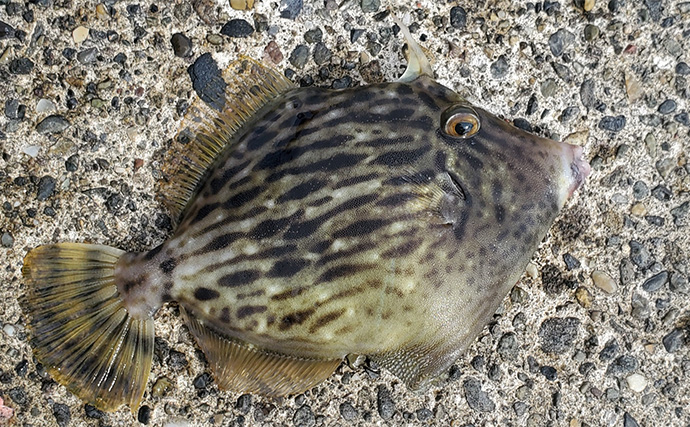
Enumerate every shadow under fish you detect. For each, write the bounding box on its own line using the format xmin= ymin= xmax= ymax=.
xmin=21 ymin=16 xmax=590 ymax=412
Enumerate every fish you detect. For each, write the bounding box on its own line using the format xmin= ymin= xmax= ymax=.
xmin=21 ymin=17 xmax=590 ymax=413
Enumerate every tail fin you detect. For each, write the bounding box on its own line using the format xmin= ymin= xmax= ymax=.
xmin=22 ymin=243 xmax=154 ymax=412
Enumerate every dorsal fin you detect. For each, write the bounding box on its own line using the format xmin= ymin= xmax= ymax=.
xmin=158 ymin=56 xmax=294 ymax=221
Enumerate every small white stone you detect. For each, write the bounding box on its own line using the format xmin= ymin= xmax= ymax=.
xmin=73 ymin=25 xmax=89 ymax=43
xmin=22 ymin=145 xmax=40 ymax=158
xmin=626 ymin=373 xmax=647 ymax=393
xmin=36 ymin=98 xmax=55 ymax=113
xmin=592 ymin=270 xmax=617 ymax=294
xmin=2 ymin=324 xmax=16 ymax=337
xmin=525 ymin=262 xmax=538 ymax=278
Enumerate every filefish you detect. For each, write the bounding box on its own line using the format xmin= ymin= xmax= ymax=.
xmin=21 ymin=19 xmax=589 ymax=412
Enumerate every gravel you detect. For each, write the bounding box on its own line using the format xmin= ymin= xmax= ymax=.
xmin=376 ymin=385 xmax=395 ymax=420
xmin=463 ymin=378 xmax=495 ymax=412
xmin=171 ymin=33 xmax=193 ymax=57
xmin=449 ymin=6 xmax=467 ymax=30
xmin=220 ymin=19 xmax=254 ymax=38
xmin=539 ymin=317 xmax=580 ymax=354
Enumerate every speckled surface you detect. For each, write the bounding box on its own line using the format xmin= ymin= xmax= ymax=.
xmin=1 ymin=1 xmax=689 ymax=426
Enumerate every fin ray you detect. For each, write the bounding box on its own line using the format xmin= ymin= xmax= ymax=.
xmin=22 ymin=243 xmax=154 ymax=412
xmin=182 ymin=307 xmax=340 ymax=396
xmin=159 ymin=57 xmax=294 ymax=222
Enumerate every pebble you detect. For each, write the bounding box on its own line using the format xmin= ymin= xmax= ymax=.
xmin=289 ymin=45 xmax=309 ymax=69
xmin=450 ymin=6 xmax=467 ymax=29
xmin=138 ymin=405 xmax=151 ymax=424
xmin=193 ymin=372 xmax=212 ymax=389
xmin=642 ymin=271 xmax=668 ymax=292
xmin=53 ymin=403 xmax=71 ymax=427
xmin=606 ymin=355 xmax=639 ymax=375
xmin=1 ymin=233 xmax=14 ymax=248
xmin=350 ymin=28 xmax=365 ymax=43
xmin=490 ymin=55 xmax=509 ymax=79
xmin=187 ymin=53 xmax=225 ymax=110
xmin=220 ymin=19 xmax=254 ymax=38
xmin=230 ymin=0 xmax=255 ymax=10
xmin=662 ymin=329 xmax=685 ymax=353
xmin=540 ymin=78 xmax=558 ymax=97
xmin=0 ymin=20 xmax=15 ymax=40
xmin=304 ymin=28 xmax=322 ymax=44
xmin=280 ymin=0 xmax=303 ymax=19
xmin=548 ymin=28 xmax=574 ymax=56
xmin=632 ymin=181 xmax=649 ymax=200
xmin=72 ymin=25 xmax=88 ymax=43
xmin=676 ymin=61 xmax=690 ymax=75
xmin=264 ymin=41 xmax=283 ymax=64
xmin=36 ymin=175 xmax=56 ymax=200
xmin=36 ymin=115 xmax=70 ymax=134
xmin=167 ymin=349 xmax=188 ymax=370
xmin=77 ymin=47 xmax=98 ymax=64
xmin=463 ymin=378 xmax=495 ymax=412
xmin=583 ymin=0 xmax=595 ymax=12
xmin=563 ymin=253 xmax=581 ymax=270
xmin=623 ymin=412 xmax=640 ymax=427
xmin=84 ymin=404 xmax=105 ymax=419
xmin=361 ymin=0 xmax=380 ymax=13
xmin=560 ymin=106 xmax=579 ymax=122
xmin=599 ymin=339 xmax=619 ymax=361
xmin=598 ymin=115 xmax=626 ymax=132
xmin=674 ymin=111 xmax=689 ymax=126
xmin=585 ymin=24 xmax=599 ymax=42
xmin=579 ymin=79 xmax=597 ymax=109
xmin=9 ymin=57 xmax=34 ymax=74
xmin=626 ymin=373 xmax=647 ymax=392
xmin=574 ymin=287 xmax=593 ymax=308
xmin=539 ymin=317 xmax=580 ymax=354
xmin=339 ymin=402 xmax=357 ymax=420
xmin=152 ymin=376 xmax=173 ymax=398
xmin=630 ymin=203 xmax=646 ymax=216
xmin=657 ymin=99 xmax=676 ymax=114
xmin=540 ymin=365 xmax=557 ymax=380
xmin=376 ymin=385 xmax=395 ymax=419
xmin=171 ymin=33 xmax=193 ymax=57
xmin=312 ymin=42 xmax=331 ymax=65
xmin=497 ymin=332 xmax=519 ymax=360
xmin=629 ymin=240 xmax=653 ymax=270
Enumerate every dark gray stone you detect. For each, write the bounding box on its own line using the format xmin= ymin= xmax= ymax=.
xmin=77 ymin=47 xmax=98 ymax=64
xmin=674 ymin=111 xmax=689 ymax=126
xmin=137 ymin=405 xmax=151 ymax=425
xmin=339 ymin=402 xmax=357 ymax=420
xmin=9 ymin=57 xmax=34 ymax=74
xmin=580 ymin=79 xmax=597 ymax=109
xmin=563 ymin=253 xmax=581 ymax=270
xmin=606 ymin=355 xmax=639 ymax=375
xmin=463 ymin=378 xmax=495 ymax=412
xmin=312 ymin=42 xmax=331 ymax=65
xmin=623 ymin=412 xmax=640 ymax=427
xmin=642 ymin=271 xmax=668 ymax=292
xmin=53 ymin=403 xmax=71 ymax=427
xmin=643 ymin=0 xmax=662 ymax=21
xmin=599 ymin=338 xmax=619 ymax=361
xmin=540 ymin=365 xmax=557 ymax=380
xmin=662 ymin=329 xmax=685 ymax=353
xmin=629 ymin=240 xmax=653 ymax=270
xmin=304 ymin=27 xmax=322 ymax=44
xmin=669 ymin=272 xmax=688 ymax=293
xmin=0 ymin=20 xmax=15 ymax=39
xmin=1 ymin=232 xmax=14 ymax=248
xmin=560 ymin=106 xmax=579 ymax=122
xmin=350 ymin=28 xmax=365 ymax=43
xmin=37 ymin=176 xmax=56 ymax=201
xmin=632 ymin=181 xmax=649 ymax=200
xmin=450 ymin=6 xmax=467 ymax=29
xmin=376 ymin=385 xmax=395 ymax=420
xmin=187 ymin=53 xmax=226 ymax=111
xmin=416 ymin=408 xmax=433 ymax=421
xmin=584 ymin=24 xmax=599 ymax=41
xmin=548 ymin=28 xmax=574 ymax=56
xmin=497 ymin=332 xmax=519 ymax=360
xmin=361 ymin=0 xmax=380 ymax=13
xmin=220 ymin=19 xmax=254 ymax=38
xmin=235 ymin=394 xmax=252 ymax=414
xmin=677 ymin=62 xmax=690 ymax=75
xmin=658 ymin=99 xmax=677 ymax=114
xmin=671 ymin=201 xmax=689 ymax=226
xmin=280 ymin=0 xmax=303 ymax=19
xmin=490 ymin=55 xmax=509 ymax=79
xmin=551 ymin=62 xmax=573 ymax=82
xmin=538 ymin=317 xmax=580 ymax=354
xmin=36 ymin=115 xmax=69 ymax=134
xmin=289 ymin=44 xmax=310 ymax=69
xmin=598 ymin=115 xmax=626 ymax=132
xmin=171 ymin=32 xmax=193 ymax=57
xmin=293 ymin=404 xmax=315 ymax=427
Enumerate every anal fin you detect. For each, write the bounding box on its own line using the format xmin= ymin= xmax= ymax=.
xmin=182 ymin=308 xmax=341 ymax=396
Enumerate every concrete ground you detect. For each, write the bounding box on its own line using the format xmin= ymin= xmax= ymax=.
xmin=1 ymin=0 xmax=689 ymax=426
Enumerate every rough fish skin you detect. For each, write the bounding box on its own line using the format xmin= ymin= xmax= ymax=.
xmin=115 ymin=77 xmax=588 ymax=389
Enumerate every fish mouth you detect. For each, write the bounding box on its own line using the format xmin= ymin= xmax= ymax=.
xmin=565 ymin=144 xmax=591 ymax=198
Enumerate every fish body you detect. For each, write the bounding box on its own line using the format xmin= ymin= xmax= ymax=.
xmin=22 ymin=21 xmax=589 ymax=412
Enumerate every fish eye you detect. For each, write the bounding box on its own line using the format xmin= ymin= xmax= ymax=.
xmin=441 ymin=106 xmax=480 ymax=139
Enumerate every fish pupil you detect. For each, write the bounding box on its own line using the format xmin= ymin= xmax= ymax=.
xmin=455 ymin=122 xmax=474 ymax=136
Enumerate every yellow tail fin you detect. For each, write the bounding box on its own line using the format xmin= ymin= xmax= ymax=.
xmin=22 ymin=243 xmax=154 ymax=412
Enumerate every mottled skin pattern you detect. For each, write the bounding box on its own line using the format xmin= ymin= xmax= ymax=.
xmin=116 ymin=76 xmax=583 ymax=389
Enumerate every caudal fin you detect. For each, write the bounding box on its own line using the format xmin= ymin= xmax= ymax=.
xmin=22 ymin=243 xmax=154 ymax=412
